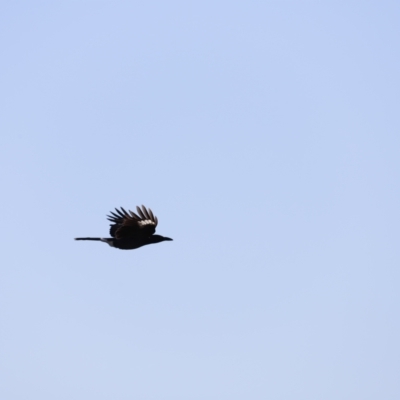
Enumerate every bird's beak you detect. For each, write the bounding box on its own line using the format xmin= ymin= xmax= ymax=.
xmin=164 ymin=237 xmax=173 ymax=241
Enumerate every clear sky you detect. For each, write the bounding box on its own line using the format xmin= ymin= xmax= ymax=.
xmin=1 ymin=1 xmax=399 ymax=399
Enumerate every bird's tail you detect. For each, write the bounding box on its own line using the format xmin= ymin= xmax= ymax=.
xmin=75 ymin=237 xmax=102 ymax=241
xmin=75 ymin=237 xmax=115 ymax=247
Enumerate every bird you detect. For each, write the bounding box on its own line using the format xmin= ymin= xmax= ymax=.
xmin=75 ymin=205 xmax=173 ymax=250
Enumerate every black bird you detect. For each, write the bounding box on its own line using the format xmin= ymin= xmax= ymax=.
xmin=75 ymin=205 xmax=173 ymax=250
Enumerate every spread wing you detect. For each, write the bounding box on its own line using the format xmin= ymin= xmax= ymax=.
xmin=107 ymin=205 xmax=158 ymax=239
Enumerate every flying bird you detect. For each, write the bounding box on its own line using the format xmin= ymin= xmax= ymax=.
xmin=75 ymin=205 xmax=173 ymax=250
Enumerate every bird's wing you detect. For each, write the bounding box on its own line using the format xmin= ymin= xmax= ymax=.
xmin=107 ymin=205 xmax=158 ymax=239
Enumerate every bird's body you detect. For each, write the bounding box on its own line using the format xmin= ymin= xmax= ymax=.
xmin=75 ymin=205 xmax=172 ymax=250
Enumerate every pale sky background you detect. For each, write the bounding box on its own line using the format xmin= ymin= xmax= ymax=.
xmin=1 ymin=1 xmax=399 ymax=399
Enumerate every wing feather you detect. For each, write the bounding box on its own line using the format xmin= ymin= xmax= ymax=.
xmin=108 ymin=205 xmax=158 ymax=239
xmin=136 ymin=206 xmax=146 ymax=219
xmin=129 ymin=210 xmax=140 ymax=219
xmin=141 ymin=205 xmax=150 ymax=220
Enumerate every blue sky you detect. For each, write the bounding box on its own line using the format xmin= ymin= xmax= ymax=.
xmin=1 ymin=1 xmax=399 ymax=399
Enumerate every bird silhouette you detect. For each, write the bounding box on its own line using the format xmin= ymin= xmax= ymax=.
xmin=75 ymin=205 xmax=172 ymax=250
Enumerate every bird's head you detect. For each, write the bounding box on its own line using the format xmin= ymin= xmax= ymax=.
xmin=150 ymin=235 xmax=173 ymax=243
